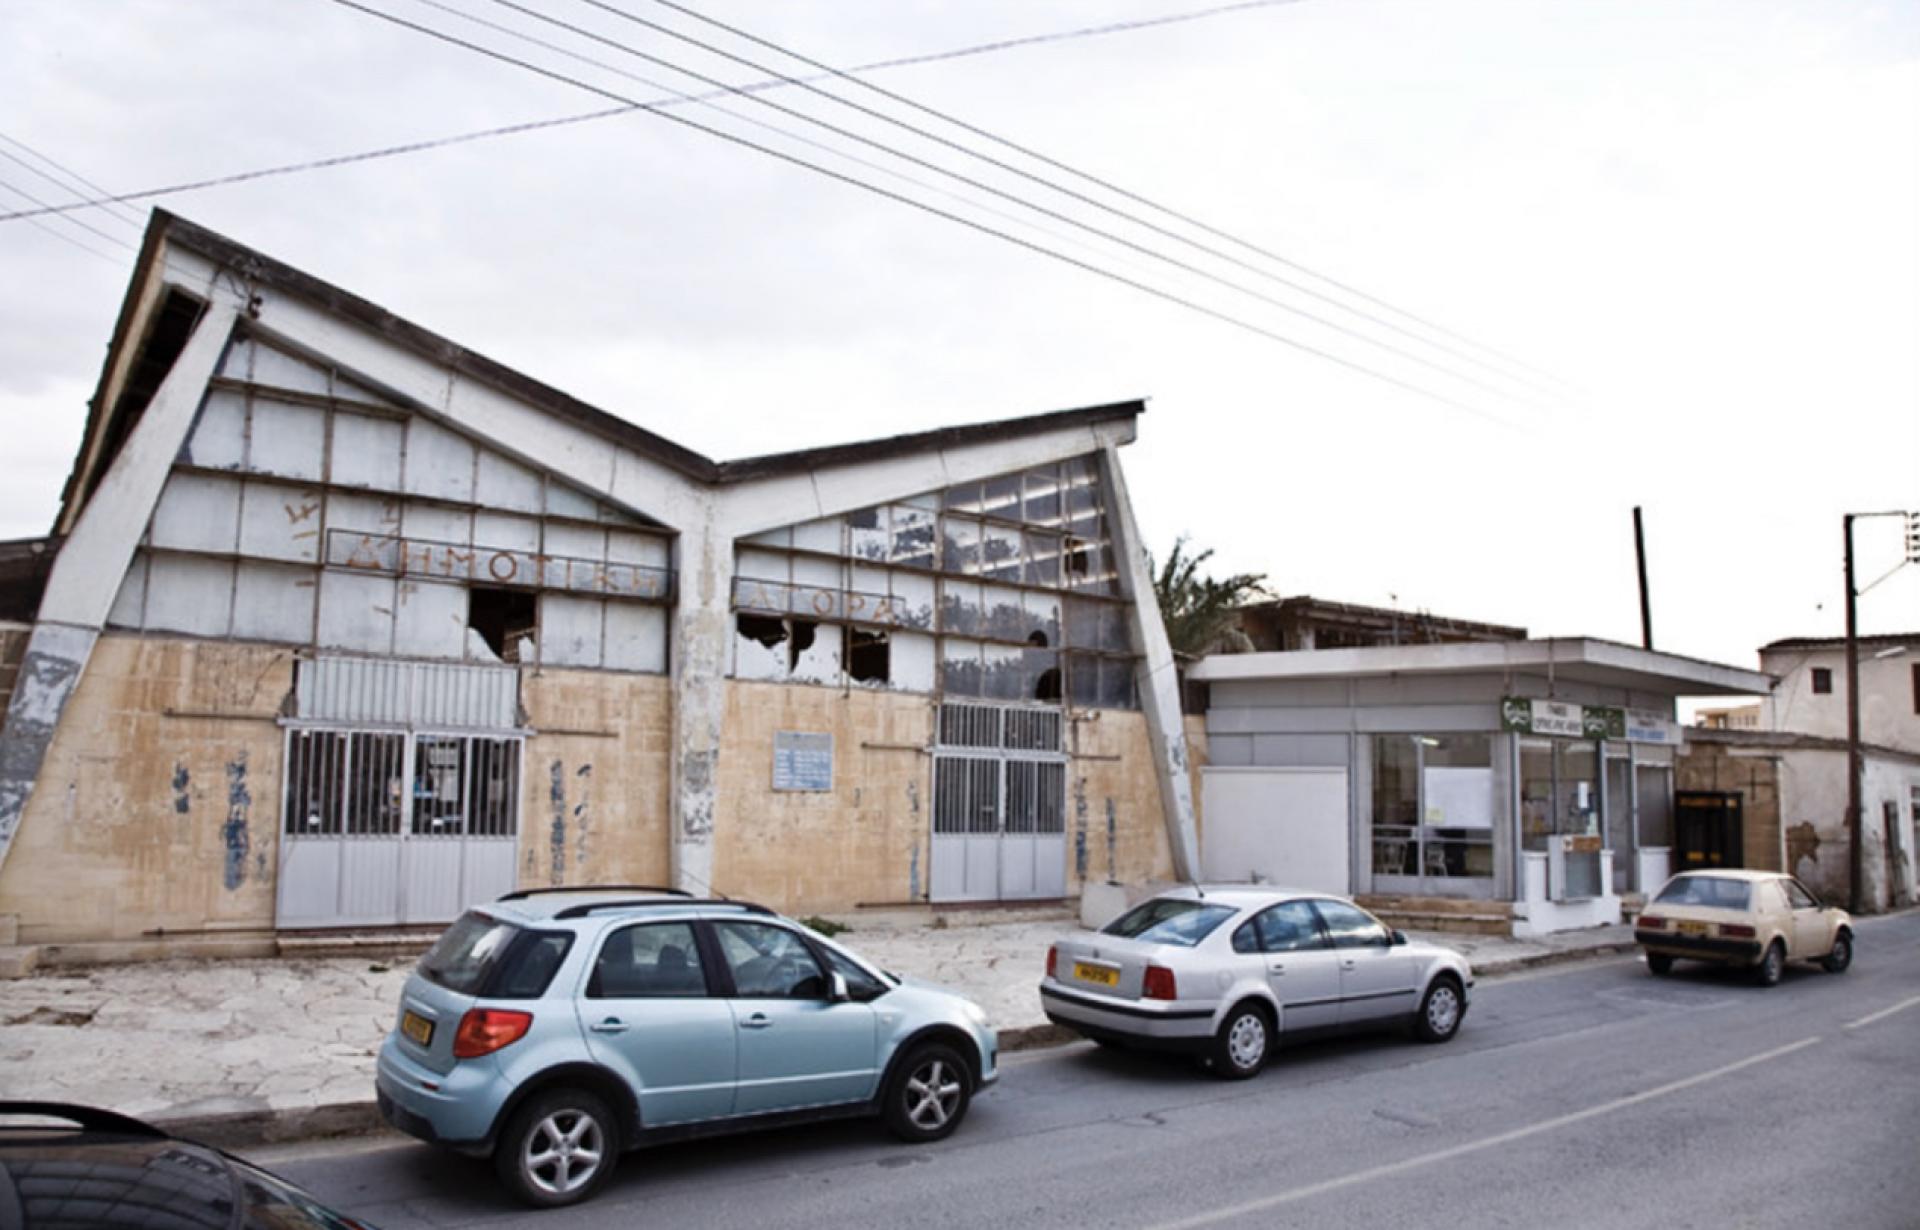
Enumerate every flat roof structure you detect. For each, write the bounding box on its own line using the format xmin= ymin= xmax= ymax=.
xmin=1191 ymin=636 xmax=1773 ymax=698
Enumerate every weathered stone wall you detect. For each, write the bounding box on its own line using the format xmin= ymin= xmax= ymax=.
xmin=0 ymin=637 xmax=1199 ymax=940
xmin=1675 ymin=741 xmax=1784 ymax=872
xmin=0 ymin=634 xmax=294 ymax=944
xmin=517 ymin=669 xmax=673 ymax=891
xmin=713 ymin=682 xmax=1192 ymax=913
xmin=713 ymin=682 xmax=935 ymax=911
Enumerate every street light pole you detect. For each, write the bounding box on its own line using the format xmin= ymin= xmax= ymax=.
xmin=1844 ymin=515 xmax=1861 ymax=913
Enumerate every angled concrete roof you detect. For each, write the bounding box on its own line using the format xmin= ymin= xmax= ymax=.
xmin=1191 ymin=636 xmax=1774 ymax=697
xmin=56 ymin=210 xmax=1144 ymax=533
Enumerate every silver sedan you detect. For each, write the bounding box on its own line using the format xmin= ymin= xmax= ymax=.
xmin=1039 ymin=887 xmax=1473 ymax=1078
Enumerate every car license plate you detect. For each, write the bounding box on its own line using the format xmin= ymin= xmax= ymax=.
xmin=401 ymin=1010 xmax=434 ymax=1046
xmin=1677 ymin=921 xmax=1708 ymax=938
xmin=1074 ymin=962 xmax=1119 ymax=987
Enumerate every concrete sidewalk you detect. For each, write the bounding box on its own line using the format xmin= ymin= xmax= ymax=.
xmin=0 ymin=916 xmax=1633 ymax=1147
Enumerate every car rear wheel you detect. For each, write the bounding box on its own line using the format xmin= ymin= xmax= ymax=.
xmin=1209 ymin=1003 xmax=1271 ymax=1079
xmin=1412 ymin=976 xmax=1463 ymax=1043
xmin=1645 ymin=952 xmax=1674 ymax=977
xmin=1753 ymin=940 xmax=1786 ymax=988
xmin=883 ymin=1043 xmax=972 ymax=1143
xmin=1821 ymin=930 xmax=1853 ymax=974
xmin=495 ymin=1088 xmax=616 ymax=1208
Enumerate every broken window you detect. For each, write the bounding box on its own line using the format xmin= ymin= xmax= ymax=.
xmin=846 ymin=626 xmax=890 ymax=683
xmin=735 ymin=614 xmax=849 ymax=683
xmin=739 ymin=613 xmax=788 ymax=650
xmin=469 ymin=586 xmax=537 ymax=663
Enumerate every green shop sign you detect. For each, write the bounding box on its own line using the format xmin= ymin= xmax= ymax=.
xmin=1500 ymin=697 xmax=1677 ymax=744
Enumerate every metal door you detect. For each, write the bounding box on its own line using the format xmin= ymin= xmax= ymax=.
xmin=277 ymin=729 xmax=521 ymax=928
xmin=929 ymin=703 xmax=1066 ymax=902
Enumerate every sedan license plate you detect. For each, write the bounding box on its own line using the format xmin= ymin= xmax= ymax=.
xmin=1677 ymin=921 xmax=1709 ymax=938
xmin=401 ymin=1010 xmax=434 ymax=1046
xmin=1074 ymin=962 xmax=1119 ymax=988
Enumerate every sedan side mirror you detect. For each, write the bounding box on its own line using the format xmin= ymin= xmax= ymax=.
xmin=1390 ymin=930 xmax=1408 ymax=947
xmin=828 ymin=971 xmax=851 ymax=1003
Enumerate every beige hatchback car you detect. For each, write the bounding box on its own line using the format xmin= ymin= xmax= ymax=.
xmin=1634 ymin=870 xmax=1852 ymax=986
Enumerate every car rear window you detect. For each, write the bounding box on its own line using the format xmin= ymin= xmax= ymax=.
xmin=1654 ymin=876 xmax=1752 ymax=910
xmin=1101 ymin=899 xmax=1237 ymax=947
xmin=418 ymin=912 xmax=572 ymax=998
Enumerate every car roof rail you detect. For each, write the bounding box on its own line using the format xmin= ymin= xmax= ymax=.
xmin=552 ymin=898 xmax=777 ymax=920
xmin=496 ymin=884 xmax=693 ymax=902
xmin=0 ymin=1102 xmax=170 ymax=1139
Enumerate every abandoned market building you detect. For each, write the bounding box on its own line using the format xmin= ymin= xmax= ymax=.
xmin=0 ymin=212 xmax=1198 ymax=957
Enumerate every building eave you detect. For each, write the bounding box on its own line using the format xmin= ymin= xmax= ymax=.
xmin=1761 ymin=633 xmax=1919 ymax=653
xmin=1192 ymin=636 xmax=1775 ymax=697
xmin=1687 ymin=726 xmax=1920 ymax=765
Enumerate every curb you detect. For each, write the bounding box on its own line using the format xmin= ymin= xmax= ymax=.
xmin=160 ymin=1101 xmax=388 ymax=1152
xmin=1469 ymin=942 xmax=1637 ymax=979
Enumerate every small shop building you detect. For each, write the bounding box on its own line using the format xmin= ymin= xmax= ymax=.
xmin=1190 ymin=638 xmax=1771 ymax=935
xmin=0 ymin=212 xmax=1199 ymax=961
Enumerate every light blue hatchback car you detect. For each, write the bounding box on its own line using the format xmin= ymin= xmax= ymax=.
xmin=376 ymin=887 xmax=998 ymax=1207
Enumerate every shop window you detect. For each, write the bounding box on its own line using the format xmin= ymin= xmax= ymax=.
xmin=1811 ymin=667 xmax=1832 ymax=694
xmin=1372 ymin=735 xmax=1492 ymax=879
xmin=846 ymin=627 xmax=890 ymax=683
xmin=469 ymin=586 xmax=536 ymax=663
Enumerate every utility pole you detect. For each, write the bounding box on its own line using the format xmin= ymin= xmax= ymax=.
xmin=1841 ymin=509 xmax=1919 ymax=914
xmin=1633 ymin=506 xmax=1653 ymax=650
xmin=1844 ymin=514 xmax=1861 ymax=913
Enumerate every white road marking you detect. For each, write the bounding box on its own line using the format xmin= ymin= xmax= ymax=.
xmin=1843 ymin=995 xmax=1920 ymax=1031
xmin=1139 ymin=1035 xmax=1823 ymax=1230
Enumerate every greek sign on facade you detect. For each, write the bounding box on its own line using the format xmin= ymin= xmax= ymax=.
xmin=773 ymin=731 xmax=834 ymax=792
xmin=1500 ymin=697 xmax=1679 ymax=746
xmin=326 ymin=530 xmax=673 ymax=602
xmin=731 ymin=577 xmax=929 ymax=629
xmin=1500 ymin=697 xmax=1585 ymax=738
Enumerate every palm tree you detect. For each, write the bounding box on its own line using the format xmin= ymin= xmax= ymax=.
xmin=1150 ymin=537 xmax=1268 ymax=662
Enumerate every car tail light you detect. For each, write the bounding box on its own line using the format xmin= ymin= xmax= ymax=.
xmin=1720 ymin=923 xmax=1756 ymax=938
xmin=452 ymin=1008 xmax=533 ymax=1058
xmin=1046 ymin=945 xmax=1058 ymax=980
xmin=1143 ymin=965 xmax=1177 ymax=1000
xmin=1637 ymin=915 xmax=1664 ymax=930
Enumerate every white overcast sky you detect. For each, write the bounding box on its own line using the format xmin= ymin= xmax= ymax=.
xmin=2 ymin=0 xmax=1915 ymax=674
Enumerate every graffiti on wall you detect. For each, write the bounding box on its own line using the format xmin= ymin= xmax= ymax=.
xmin=222 ymin=755 xmax=251 ymax=891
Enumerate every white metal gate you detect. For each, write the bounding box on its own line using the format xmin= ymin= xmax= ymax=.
xmin=276 ymin=659 xmax=523 ymax=929
xmin=931 ymin=703 xmax=1067 ymax=902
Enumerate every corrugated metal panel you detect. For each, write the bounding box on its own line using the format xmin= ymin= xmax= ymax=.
xmin=296 ymin=656 xmax=518 ymax=729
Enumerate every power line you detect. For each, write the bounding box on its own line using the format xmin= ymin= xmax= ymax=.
xmin=407 ymin=0 xmax=1189 ymax=280
xmin=634 ymin=0 xmax=1564 ymax=402
xmin=0 ymin=178 xmax=127 ymax=266
xmin=0 ymin=131 xmax=145 ymax=228
xmin=0 ymin=175 xmax=136 ymax=252
xmin=319 ymin=0 xmax=1515 ymax=426
xmin=475 ymin=0 xmax=1533 ymax=408
xmin=0 ymin=0 xmax=1302 ymax=228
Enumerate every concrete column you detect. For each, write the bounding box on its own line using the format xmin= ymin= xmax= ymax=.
xmin=1097 ymin=444 xmax=1200 ymax=882
xmin=0 ymin=301 xmax=237 ymax=875
xmin=669 ymin=507 xmax=731 ymax=897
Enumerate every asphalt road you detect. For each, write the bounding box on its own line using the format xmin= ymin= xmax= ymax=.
xmin=256 ymin=911 xmax=1920 ymax=1230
